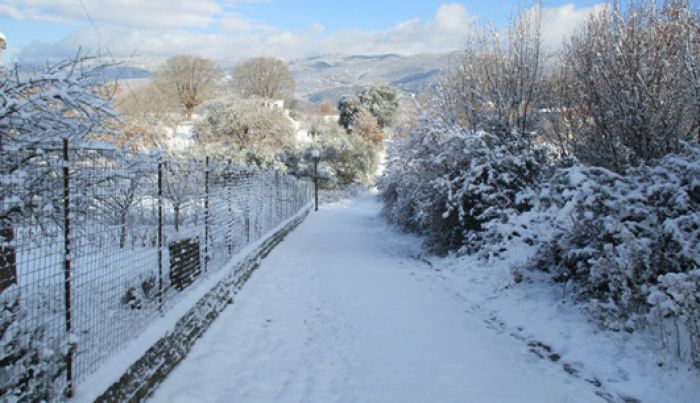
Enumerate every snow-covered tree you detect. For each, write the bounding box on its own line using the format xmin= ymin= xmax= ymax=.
xmin=338 ymin=85 xmax=399 ymax=131
xmin=560 ymin=0 xmax=699 ymax=169
xmin=93 ymin=153 xmax=152 ymax=248
xmin=337 ymin=94 xmax=362 ymax=132
xmin=438 ymin=4 xmax=543 ymax=137
xmin=194 ymin=96 xmax=295 ymax=151
xmin=1 ymin=55 xmax=120 ymax=228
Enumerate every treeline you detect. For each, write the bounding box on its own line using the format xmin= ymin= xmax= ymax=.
xmin=380 ymin=0 xmax=699 ymax=366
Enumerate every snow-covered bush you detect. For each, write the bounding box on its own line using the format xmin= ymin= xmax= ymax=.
xmin=378 ymin=0 xmax=699 ymax=369
xmin=647 ymin=270 xmax=700 ymax=367
xmin=289 ymin=133 xmax=378 ymax=189
xmin=485 ymin=145 xmax=699 ymax=363
xmin=525 ymin=147 xmax=698 ymax=323
xmin=1 ymin=287 xmax=72 ymax=401
xmin=121 ymin=273 xmax=159 ymax=310
xmin=381 ymin=115 xmax=547 ymax=253
xmin=194 ymin=96 xmax=295 ymax=151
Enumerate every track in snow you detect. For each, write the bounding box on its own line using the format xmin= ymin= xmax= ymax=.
xmin=149 ymin=192 xmax=603 ymax=403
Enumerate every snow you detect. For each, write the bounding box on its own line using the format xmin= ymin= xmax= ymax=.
xmin=143 ymin=191 xmax=698 ymax=403
xmin=70 ymin=205 xmax=312 ymax=403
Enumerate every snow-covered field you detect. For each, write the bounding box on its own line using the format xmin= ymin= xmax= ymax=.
xmin=148 ymin=191 xmax=698 ymax=403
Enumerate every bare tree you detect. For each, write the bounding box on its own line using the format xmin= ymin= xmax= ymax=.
xmin=156 ymin=56 xmax=220 ymax=120
xmin=561 ymin=0 xmax=699 ymax=169
xmin=537 ymin=65 xmax=586 ymax=156
xmin=162 ymin=157 xmax=198 ymax=232
xmin=98 ymin=173 xmax=142 ymax=249
xmin=0 ymin=55 xmax=120 ymax=226
xmin=438 ymin=4 xmax=543 ymax=138
xmin=232 ymin=57 xmax=296 ymax=100
xmin=115 ymin=80 xmax=181 ymax=149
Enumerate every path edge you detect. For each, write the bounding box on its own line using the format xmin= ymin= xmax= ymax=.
xmin=93 ymin=208 xmax=311 ymax=403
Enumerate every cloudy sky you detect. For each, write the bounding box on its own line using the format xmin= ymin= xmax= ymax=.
xmin=0 ymin=0 xmax=605 ymax=64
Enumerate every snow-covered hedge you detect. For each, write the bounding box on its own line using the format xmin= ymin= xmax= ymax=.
xmin=380 ymin=113 xmax=700 ymax=365
xmin=380 ymin=116 xmax=547 ymax=253
xmin=518 ymin=146 xmax=700 ymax=364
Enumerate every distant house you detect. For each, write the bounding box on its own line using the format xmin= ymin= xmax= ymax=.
xmin=265 ymin=99 xmax=285 ymax=110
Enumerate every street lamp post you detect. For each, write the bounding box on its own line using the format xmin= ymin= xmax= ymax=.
xmin=310 ymin=149 xmax=320 ymax=211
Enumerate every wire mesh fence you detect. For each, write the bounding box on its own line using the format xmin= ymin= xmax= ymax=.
xmin=0 ymin=142 xmax=313 ymax=400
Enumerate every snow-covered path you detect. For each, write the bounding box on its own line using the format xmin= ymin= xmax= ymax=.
xmin=149 ymin=192 xmax=603 ymax=403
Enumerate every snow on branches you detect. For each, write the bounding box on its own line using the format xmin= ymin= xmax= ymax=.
xmin=1 ymin=54 xmax=121 ymax=226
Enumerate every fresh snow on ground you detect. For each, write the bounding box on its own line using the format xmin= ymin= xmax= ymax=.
xmin=149 ymin=191 xmax=699 ymax=403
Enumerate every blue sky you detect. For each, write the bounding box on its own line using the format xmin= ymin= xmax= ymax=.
xmin=0 ymin=1 xmax=606 ymax=64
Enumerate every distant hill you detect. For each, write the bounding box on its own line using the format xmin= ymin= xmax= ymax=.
xmin=288 ymin=52 xmax=455 ymax=103
xmin=89 ymin=51 xmax=455 ymax=103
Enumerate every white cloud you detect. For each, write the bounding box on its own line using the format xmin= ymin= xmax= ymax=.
xmin=14 ymin=2 xmax=608 ymax=64
xmin=432 ymin=3 xmax=472 ymax=33
xmin=0 ymin=0 xmax=222 ymax=29
xmin=16 ymin=3 xmax=477 ymax=63
xmin=540 ymin=3 xmax=608 ymax=48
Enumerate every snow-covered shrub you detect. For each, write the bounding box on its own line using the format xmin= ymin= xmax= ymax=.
xmin=381 ymin=118 xmax=465 ymax=250
xmin=290 ymin=134 xmax=378 ymax=189
xmin=193 ymin=96 xmax=295 ymax=151
xmin=121 ymin=273 xmax=159 ymax=310
xmin=647 ymin=271 xmax=700 ymax=366
xmin=1 ymin=287 xmax=72 ymax=401
xmin=500 ymin=145 xmax=700 ymax=362
xmin=381 ymin=115 xmax=548 ymax=253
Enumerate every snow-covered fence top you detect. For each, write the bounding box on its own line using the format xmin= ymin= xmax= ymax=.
xmin=0 ymin=145 xmax=313 ymax=401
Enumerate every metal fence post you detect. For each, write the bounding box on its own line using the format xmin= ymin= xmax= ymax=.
xmin=204 ymin=156 xmax=210 ymax=272
xmin=245 ymin=193 xmax=251 ymax=244
xmin=268 ymin=171 xmax=273 ymax=230
xmin=227 ymin=159 xmax=233 ymax=255
xmin=157 ymin=159 xmax=164 ymax=314
xmin=62 ymin=139 xmax=74 ymax=397
xmin=276 ymin=171 xmax=281 ymax=221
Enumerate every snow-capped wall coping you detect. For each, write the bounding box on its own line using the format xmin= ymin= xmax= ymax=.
xmin=76 ymin=205 xmax=312 ymax=402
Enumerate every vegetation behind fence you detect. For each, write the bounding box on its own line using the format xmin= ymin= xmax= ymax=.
xmin=0 ymin=142 xmax=312 ymax=400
